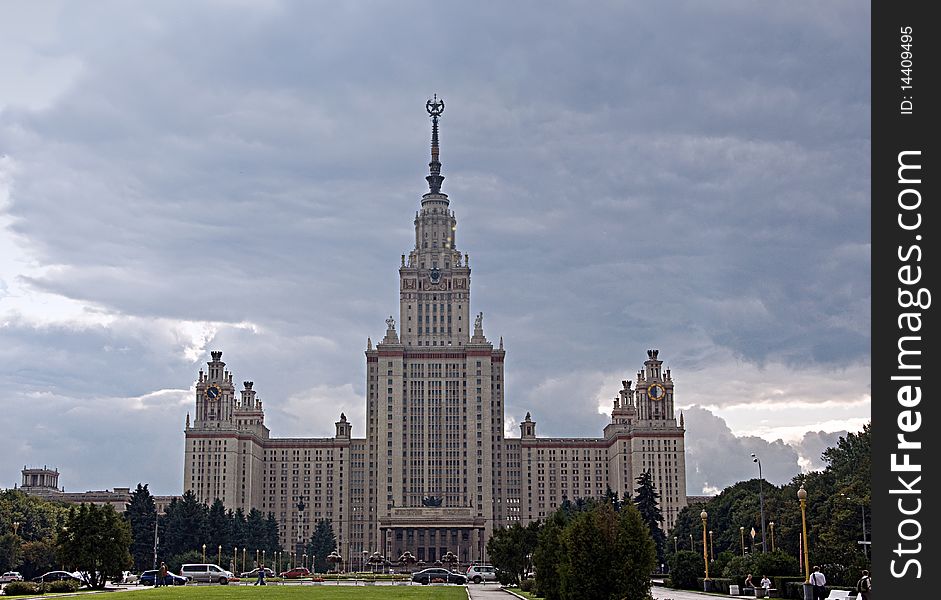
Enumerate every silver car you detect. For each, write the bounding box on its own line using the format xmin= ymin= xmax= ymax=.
xmin=180 ymin=564 xmax=233 ymax=584
xmin=465 ymin=564 xmax=497 ymax=584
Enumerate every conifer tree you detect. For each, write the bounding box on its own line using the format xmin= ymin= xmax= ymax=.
xmin=207 ymin=498 xmax=229 ymax=551
xmin=305 ymin=520 xmax=336 ymax=573
xmin=634 ymin=470 xmax=667 ymax=564
xmin=124 ymin=483 xmax=157 ymax=571
xmin=161 ymin=490 xmax=207 ymax=558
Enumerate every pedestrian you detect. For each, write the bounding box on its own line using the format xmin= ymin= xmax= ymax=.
xmin=744 ymin=573 xmax=754 ymax=590
xmin=809 ymin=566 xmax=827 ymax=600
xmin=760 ymin=574 xmax=771 ymax=592
xmin=856 ymin=569 xmax=872 ymax=600
xmin=157 ymin=562 xmax=168 ymax=588
xmin=255 ymin=563 xmax=266 ymax=586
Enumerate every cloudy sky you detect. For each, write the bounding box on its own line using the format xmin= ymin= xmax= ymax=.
xmin=0 ymin=1 xmax=870 ymax=496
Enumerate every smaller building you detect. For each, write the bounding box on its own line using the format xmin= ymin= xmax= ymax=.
xmin=16 ymin=466 xmax=178 ymax=514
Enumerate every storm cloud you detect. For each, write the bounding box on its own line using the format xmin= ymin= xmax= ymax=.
xmin=1 ymin=1 xmax=869 ymax=495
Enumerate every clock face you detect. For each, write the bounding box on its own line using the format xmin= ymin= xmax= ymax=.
xmin=430 ymin=268 xmax=441 ymax=284
xmin=648 ymin=383 xmax=665 ymax=401
xmin=207 ymin=385 xmax=221 ymax=399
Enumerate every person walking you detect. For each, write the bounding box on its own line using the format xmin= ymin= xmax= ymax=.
xmin=760 ymin=575 xmax=772 ymax=593
xmin=856 ymin=569 xmax=872 ymax=600
xmin=810 ymin=566 xmax=827 ymax=600
xmin=254 ymin=564 xmax=267 ymax=586
xmin=157 ymin=562 xmax=168 ymax=587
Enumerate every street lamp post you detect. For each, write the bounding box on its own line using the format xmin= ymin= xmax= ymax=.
xmin=12 ymin=521 xmax=20 ymax=536
xmin=218 ymin=545 xmax=222 ymax=567
xmin=700 ymin=510 xmax=710 ymax=582
xmin=798 ymin=485 xmax=810 ymax=582
xmin=709 ymin=530 xmax=714 ymax=561
xmin=751 ymin=453 xmax=768 ymax=553
xmin=739 ymin=527 xmax=745 ymax=556
xmin=673 ymin=536 xmax=678 ymax=554
xmin=770 ymin=522 xmax=775 ymax=552
xmin=242 ymin=548 xmax=247 ymax=574
xmin=841 ymin=494 xmax=869 ymax=559
xmin=689 ymin=533 xmax=693 ymax=550
xmin=202 ymin=543 xmax=207 ymax=563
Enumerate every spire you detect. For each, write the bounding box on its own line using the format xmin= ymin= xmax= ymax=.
xmin=425 ymin=94 xmax=445 ymax=195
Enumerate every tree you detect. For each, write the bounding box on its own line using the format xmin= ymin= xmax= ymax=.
xmin=19 ymin=538 xmax=57 ymax=578
xmin=125 ymin=483 xmax=157 ymax=572
xmin=533 ymin=510 xmax=566 ymax=600
xmin=207 ymin=498 xmax=230 ymax=551
xmin=614 ymin=502 xmax=657 ymax=599
xmin=487 ymin=522 xmax=539 ymax=585
xmin=57 ymin=504 xmax=132 ymax=589
xmin=668 ymin=550 xmax=703 ymax=589
xmin=161 ymin=490 xmax=207 ymax=559
xmin=230 ymin=508 xmax=247 ymax=549
xmin=0 ymin=533 xmax=22 ymax=573
xmin=560 ymin=503 xmax=616 ymax=600
xmin=305 ymin=520 xmax=336 ymax=573
xmin=264 ymin=512 xmax=281 ymax=554
xmin=245 ymin=508 xmax=267 ymax=556
xmin=634 ymin=470 xmax=667 ymax=566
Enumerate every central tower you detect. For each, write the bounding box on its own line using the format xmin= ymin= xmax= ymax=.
xmin=399 ymin=96 xmax=471 ymax=348
xmin=365 ymin=97 xmax=506 ymax=564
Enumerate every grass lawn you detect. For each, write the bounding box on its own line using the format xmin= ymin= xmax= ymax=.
xmin=132 ymin=586 xmax=467 ymax=600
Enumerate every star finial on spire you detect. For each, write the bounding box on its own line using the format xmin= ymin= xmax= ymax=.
xmin=425 ymin=95 xmax=445 ymax=194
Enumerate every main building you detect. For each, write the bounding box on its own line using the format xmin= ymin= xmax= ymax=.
xmin=183 ymin=98 xmax=687 ymax=566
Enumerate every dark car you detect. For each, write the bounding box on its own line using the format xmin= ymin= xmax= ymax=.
xmin=32 ymin=571 xmax=83 ymax=584
xmin=411 ymin=567 xmax=466 ymax=585
xmin=279 ymin=567 xmax=310 ymax=579
xmin=139 ymin=570 xmax=188 ymax=586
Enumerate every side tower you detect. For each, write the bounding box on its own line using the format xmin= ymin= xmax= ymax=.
xmin=366 ymin=97 xmax=504 ymax=564
xmin=184 ymin=351 xmax=269 ymax=510
xmin=631 ymin=349 xmax=686 ymax=529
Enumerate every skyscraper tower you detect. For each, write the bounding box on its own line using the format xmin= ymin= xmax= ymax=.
xmin=365 ymin=96 xmax=504 ymax=562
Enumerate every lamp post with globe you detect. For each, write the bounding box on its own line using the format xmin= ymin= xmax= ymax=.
xmin=751 ymin=453 xmax=768 ymax=552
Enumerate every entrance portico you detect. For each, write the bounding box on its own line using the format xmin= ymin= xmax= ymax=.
xmin=379 ymin=507 xmax=487 ymax=564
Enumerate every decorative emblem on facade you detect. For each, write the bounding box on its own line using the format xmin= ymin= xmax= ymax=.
xmin=421 ymin=495 xmax=443 ymax=507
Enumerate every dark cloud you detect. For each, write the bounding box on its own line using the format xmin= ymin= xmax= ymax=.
xmin=0 ymin=1 xmax=869 ymax=494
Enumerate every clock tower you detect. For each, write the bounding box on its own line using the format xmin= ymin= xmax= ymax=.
xmin=635 ymin=349 xmax=676 ymax=425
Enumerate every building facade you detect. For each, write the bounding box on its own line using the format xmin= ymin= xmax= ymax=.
xmin=17 ymin=466 xmax=177 ymax=514
xmin=183 ymin=98 xmax=687 ymax=565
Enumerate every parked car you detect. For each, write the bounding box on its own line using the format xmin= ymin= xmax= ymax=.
xmin=411 ymin=568 xmax=466 ymax=585
xmin=0 ymin=571 xmax=23 ymax=583
xmin=180 ymin=563 xmax=233 ymax=584
xmin=279 ymin=567 xmax=310 ymax=579
xmin=139 ymin=570 xmax=189 ymax=586
xmin=240 ymin=567 xmax=275 ymax=579
xmin=465 ymin=564 xmax=497 ymax=584
xmin=32 ymin=571 xmax=83 ymax=584
xmin=120 ymin=571 xmax=139 ymax=584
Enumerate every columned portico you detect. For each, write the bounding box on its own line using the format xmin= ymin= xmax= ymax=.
xmin=379 ymin=507 xmax=486 ymax=565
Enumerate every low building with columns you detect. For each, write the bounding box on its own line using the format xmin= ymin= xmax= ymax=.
xmin=182 ymin=99 xmax=687 ymax=565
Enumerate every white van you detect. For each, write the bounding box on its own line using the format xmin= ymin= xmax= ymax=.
xmin=180 ymin=564 xmax=233 ymax=584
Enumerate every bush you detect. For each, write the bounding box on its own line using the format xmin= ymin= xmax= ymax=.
xmin=721 ymin=554 xmax=755 ymax=580
xmin=701 ymin=577 xmax=733 ymax=594
xmin=773 ymin=575 xmax=805 ymax=594
xmin=47 ymin=579 xmax=82 ymax=592
xmin=667 ymin=550 xmax=703 ymax=589
xmin=752 ymin=550 xmax=799 ymax=577
xmin=519 ymin=578 xmax=535 ymax=592
xmin=2 ymin=581 xmax=41 ymax=596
